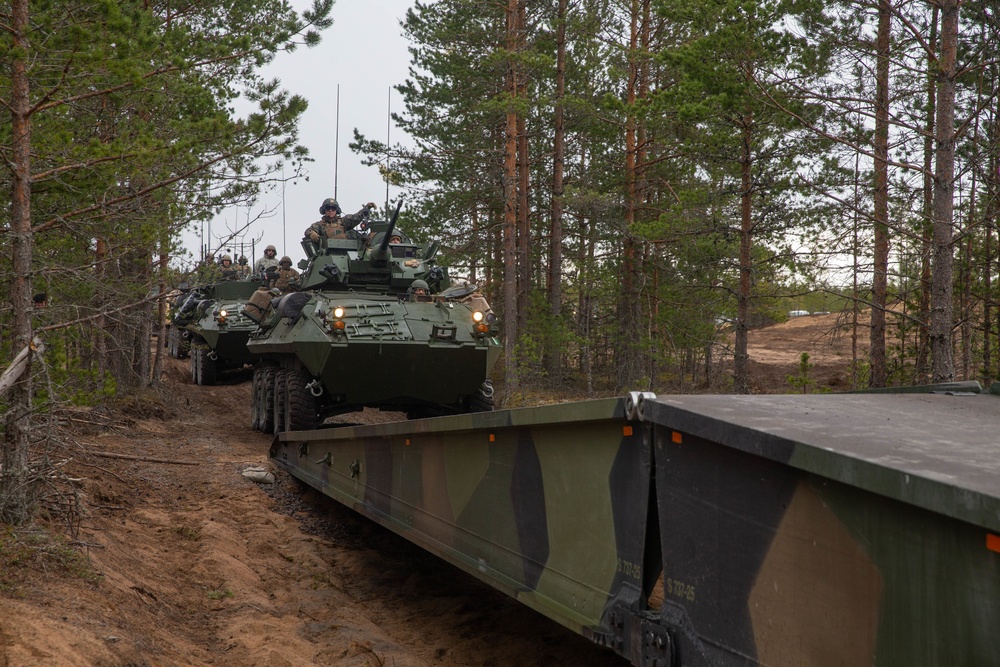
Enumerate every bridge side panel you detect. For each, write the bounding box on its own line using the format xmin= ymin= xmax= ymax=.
xmin=653 ymin=425 xmax=1000 ymax=666
xmin=270 ymin=400 xmax=658 ymax=657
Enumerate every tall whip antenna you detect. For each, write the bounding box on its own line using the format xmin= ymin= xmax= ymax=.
xmin=334 ymin=84 xmax=340 ymax=200
xmin=385 ymin=87 xmax=391 ymax=212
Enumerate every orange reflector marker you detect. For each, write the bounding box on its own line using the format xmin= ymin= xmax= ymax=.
xmin=405 ymin=438 xmax=411 ymax=447
xmin=988 ymin=533 xmax=1000 ymax=553
xmin=623 ymin=425 xmax=633 ymax=436
xmin=489 ymin=433 xmax=495 ymax=442
xmin=672 ymin=431 xmax=682 ymax=444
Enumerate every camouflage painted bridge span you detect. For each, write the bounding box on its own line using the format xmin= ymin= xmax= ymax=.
xmin=269 ymin=385 xmax=1000 ymax=666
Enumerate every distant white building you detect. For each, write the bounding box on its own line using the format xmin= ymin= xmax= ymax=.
xmin=788 ymin=310 xmax=810 ymax=317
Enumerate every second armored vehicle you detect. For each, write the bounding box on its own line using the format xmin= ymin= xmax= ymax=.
xmin=172 ymin=280 xmax=260 ymax=385
xmin=247 ymin=204 xmax=501 ymax=432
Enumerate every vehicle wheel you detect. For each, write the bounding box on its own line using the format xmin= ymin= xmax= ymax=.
xmin=272 ymin=369 xmax=288 ymax=434
xmin=260 ymin=368 xmax=275 ymax=434
xmin=195 ymin=348 xmax=217 ymax=386
xmin=465 ymin=378 xmax=495 ymax=413
xmin=285 ymin=368 xmax=319 ymax=431
xmin=250 ymin=369 xmax=262 ymax=431
xmin=190 ymin=349 xmax=199 ymax=383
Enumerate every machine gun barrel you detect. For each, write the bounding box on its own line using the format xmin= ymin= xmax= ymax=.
xmin=370 ymin=200 xmax=404 ymax=266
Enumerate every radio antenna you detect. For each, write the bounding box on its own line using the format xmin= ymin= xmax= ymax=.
xmin=385 ymin=87 xmax=391 ymax=212
xmin=334 ymin=84 xmax=340 ymax=200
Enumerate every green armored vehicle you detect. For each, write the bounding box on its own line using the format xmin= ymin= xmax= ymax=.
xmin=173 ymin=280 xmax=260 ymax=385
xmin=246 ymin=203 xmax=501 ymax=432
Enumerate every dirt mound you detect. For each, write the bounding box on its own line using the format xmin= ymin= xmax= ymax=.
xmin=745 ymin=311 xmax=866 ymax=392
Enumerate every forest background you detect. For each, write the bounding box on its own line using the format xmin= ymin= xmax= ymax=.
xmin=1 ymin=0 xmax=997 ymax=522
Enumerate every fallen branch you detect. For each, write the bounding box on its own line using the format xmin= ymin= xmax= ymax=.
xmin=0 ymin=337 xmax=45 ymax=396
xmin=89 ymin=451 xmax=199 ymax=466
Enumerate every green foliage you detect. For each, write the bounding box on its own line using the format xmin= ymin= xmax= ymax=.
xmin=786 ymin=352 xmax=817 ymax=393
xmin=206 ymin=588 xmax=234 ymax=600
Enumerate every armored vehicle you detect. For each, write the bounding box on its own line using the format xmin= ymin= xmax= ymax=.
xmin=247 ymin=204 xmax=501 ymax=432
xmin=172 ymin=280 xmax=260 ymax=385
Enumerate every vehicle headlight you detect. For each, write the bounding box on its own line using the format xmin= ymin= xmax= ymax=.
xmin=472 ymin=311 xmax=484 ymax=323
xmin=328 ymin=306 xmax=346 ymax=333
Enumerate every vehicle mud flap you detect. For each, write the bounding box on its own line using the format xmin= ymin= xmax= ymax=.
xmin=250 ymin=369 xmax=262 ymax=431
xmin=272 ymin=369 xmax=287 ymax=434
xmin=260 ymin=368 xmax=276 ymax=434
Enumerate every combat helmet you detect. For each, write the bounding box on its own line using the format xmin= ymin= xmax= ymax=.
xmin=319 ymin=198 xmax=341 ymax=215
xmin=280 ymin=256 xmax=292 ymax=267
xmin=221 ymin=254 xmax=232 ymax=263
xmin=410 ymin=279 xmax=431 ymax=302
xmin=265 ymin=244 xmax=277 ymax=254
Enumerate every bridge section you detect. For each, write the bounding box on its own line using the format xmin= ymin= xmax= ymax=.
xmin=271 ymin=386 xmax=1000 ymax=666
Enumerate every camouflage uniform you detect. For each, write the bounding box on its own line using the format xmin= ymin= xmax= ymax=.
xmin=236 ymin=256 xmax=251 ymax=279
xmin=219 ymin=255 xmax=239 ymax=281
xmin=305 ymin=199 xmax=375 ymax=242
xmin=254 ymin=245 xmax=279 ymax=277
xmin=272 ymin=257 xmax=300 ymax=291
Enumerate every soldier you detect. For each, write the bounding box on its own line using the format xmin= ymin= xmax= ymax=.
xmin=409 ymin=279 xmax=432 ymax=303
xmin=305 ymin=198 xmax=376 ymax=242
xmin=272 ymin=256 xmax=300 ymax=291
xmin=219 ymin=254 xmax=239 ymax=280
xmin=236 ymin=255 xmax=251 ymax=279
xmin=255 ymin=245 xmax=279 ymax=277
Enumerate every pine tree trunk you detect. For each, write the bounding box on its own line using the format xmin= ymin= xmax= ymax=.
xmin=502 ymin=0 xmax=520 ymax=396
xmin=734 ymin=116 xmax=753 ymax=395
xmin=546 ymin=0 xmax=567 ymax=382
xmin=930 ymin=0 xmax=959 ymax=382
xmin=2 ymin=0 xmax=35 ymax=523
xmin=515 ymin=1 xmax=530 ymax=336
xmin=869 ymin=0 xmax=891 ymax=388
xmin=917 ymin=7 xmax=938 ymax=383
xmin=618 ymin=0 xmax=643 ymax=391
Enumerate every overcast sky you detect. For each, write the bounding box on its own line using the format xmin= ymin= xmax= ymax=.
xmin=186 ymin=0 xmax=415 ymax=265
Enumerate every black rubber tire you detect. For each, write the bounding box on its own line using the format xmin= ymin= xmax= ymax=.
xmin=465 ymin=378 xmax=495 ymax=413
xmin=260 ymin=368 xmax=275 ymax=434
xmin=272 ymin=369 xmax=287 ymax=434
xmin=250 ymin=369 xmax=262 ymax=431
xmin=195 ymin=348 xmax=217 ymax=386
xmin=168 ymin=327 xmax=190 ymax=359
xmin=285 ymin=368 xmax=319 ymax=431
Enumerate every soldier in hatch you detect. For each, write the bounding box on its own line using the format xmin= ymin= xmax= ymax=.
xmin=305 ymin=198 xmax=377 ymax=242
xmin=271 ymin=256 xmax=300 ymax=291
xmin=236 ymin=255 xmax=251 ymax=279
xmin=218 ymin=254 xmax=239 ymax=281
xmin=409 ymin=279 xmax=433 ymax=303
xmin=255 ymin=245 xmax=279 ymax=277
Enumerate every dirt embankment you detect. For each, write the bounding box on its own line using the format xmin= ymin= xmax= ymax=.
xmin=0 ymin=356 xmax=625 ymax=667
